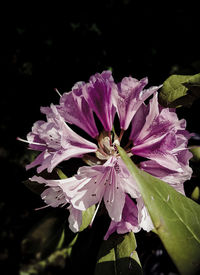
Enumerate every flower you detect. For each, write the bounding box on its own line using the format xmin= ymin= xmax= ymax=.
xmin=21 ymin=70 xmax=192 ymax=239
xmin=24 ymin=104 xmax=97 ymax=173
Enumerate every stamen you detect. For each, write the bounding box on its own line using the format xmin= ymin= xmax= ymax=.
xmin=35 ymin=204 xmax=50 ymax=211
xmin=108 ymin=131 xmax=112 ymax=146
xmin=17 ymin=137 xmax=46 ymax=147
xmin=124 ymin=140 xmax=132 ymax=150
xmin=89 ymin=199 xmax=102 ymax=227
xmin=54 ymin=88 xmax=62 ymax=97
xmin=119 ymin=129 xmax=125 ymax=142
xmin=110 ymin=170 xmax=115 ymax=203
xmin=97 ymin=148 xmax=108 ymax=157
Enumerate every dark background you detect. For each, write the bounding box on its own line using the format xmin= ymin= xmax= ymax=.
xmin=1 ymin=1 xmax=200 ymax=274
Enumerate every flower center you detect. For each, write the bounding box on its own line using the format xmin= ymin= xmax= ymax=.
xmin=96 ymin=131 xmax=120 ymax=160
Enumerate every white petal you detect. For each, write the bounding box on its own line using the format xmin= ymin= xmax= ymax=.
xmin=137 ymin=197 xmax=154 ymax=232
xmin=68 ymin=206 xmax=82 ymax=232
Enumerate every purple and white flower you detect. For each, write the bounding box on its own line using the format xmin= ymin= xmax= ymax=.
xmin=20 ymin=70 xmax=192 ymax=239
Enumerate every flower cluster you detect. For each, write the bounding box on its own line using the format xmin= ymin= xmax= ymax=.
xmin=21 ymin=71 xmax=192 ymax=239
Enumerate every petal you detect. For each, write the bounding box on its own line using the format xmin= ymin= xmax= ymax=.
xmin=122 ymin=177 xmax=140 ymax=199
xmin=114 ymin=77 xmax=149 ymax=130
xmin=50 ymin=104 xmax=97 ymax=151
xmin=82 ymin=71 xmax=116 ymax=131
xmin=135 ymin=92 xmax=160 ymax=141
xmin=140 ymin=157 xmax=191 ymax=195
xmin=68 ymin=206 xmax=82 ymax=232
xmin=132 ymin=144 xmax=182 ymax=172
xmin=104 ymin=221 xmax=118 ymax=240
xmin=129 ymin=103 xmax=148 ymax=141
xmin=104 ymin=170 xmax=125 ymax=222
xmin=104 ymin=195 xmax=140 ymax=240
xmin=137 ymin=197 xmax=154 ymax=232
xmin=26 ymin=151 xmax=47 ymax=171
xmin=30 ymin=175 xmax=83 ymax=200
xmin=26 ymin=104 xmax=98 ymax=172
xmin=58 ymin=83 xmax=99 ymax=138
xmin=70 ymin=166 xmax=110 ymax=210
xmin=70 ymin=178 xmax=104 ymax=211
xmin=48 ymin=145 xmax=98 ymax=173
xmin=40 ymin=187 xmax=67 ymax=207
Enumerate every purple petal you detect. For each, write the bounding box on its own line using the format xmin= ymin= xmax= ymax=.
xmin=132 ymin=133 xmax=183 ymax=172
xmin=57 ymin=82 xmax=99 ymax=138
xmin=129 ymin=103 xmax=148 ymax=141
xmin=82 ymin=71 xmax=116 ymax=131
xmin=104 ymin=195 xmax=140 ymax=240
xmin=114 ymin=77 xmax=148 ymax=130
xmin=131 ymin=93 xmax=191 ymax=172
xmin=114 ymin=75 xmax=161 ymax=130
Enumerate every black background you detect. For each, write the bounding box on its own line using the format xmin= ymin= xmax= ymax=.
xmin=1 ymin=1 xmax=200 ymax=274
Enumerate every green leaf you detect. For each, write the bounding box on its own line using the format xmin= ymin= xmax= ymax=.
xmin=158 ymin=73 xmax=200 ymax=108
xmin=79 ymin=205 xmax=96 ymax=231
xmin=21 ymin=210 xmax=68 ymax=260
xmin=65 ymin=234 xmax=79 ymax=257
xmin=95 ymin=232 xmax=142 ymax=275
xmin=118 ymin=146 xmax=200 ymax=275
xmin=20 ymin=209 xmax=78 ymax=274
xmin=56 ymin=168 xmax=68 ymax=179
xmin=190 ymin=146 xmax=200 ymax=162
xmin=182 ymin=73 xmax=200 ymax=96
xmin=20 ymin=247 xmax=71 ymax=275
xmin=191 ymin=186 xmax=200 ymax=201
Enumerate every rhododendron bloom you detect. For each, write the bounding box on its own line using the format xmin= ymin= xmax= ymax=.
xmin=20 ymin=70 xmax=192 ymax=239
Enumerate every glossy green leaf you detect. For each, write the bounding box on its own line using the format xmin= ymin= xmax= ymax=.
xmin=158 ymin=73 xmax=200 ymax=108
xmin=95 ymin=232 xmax=142 ymax=275
xmin=79 ymin=205 xmax=96 ymax=231
xmin=118 ymin=146 xmax=200 ymax=275
xmin=182 ymin=73 xmax=200 ymax=96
